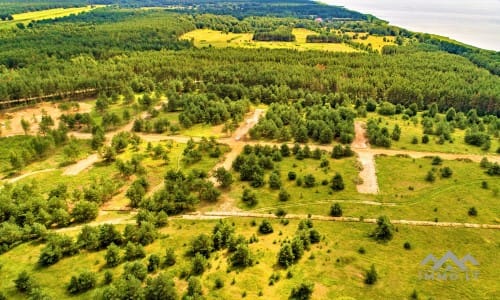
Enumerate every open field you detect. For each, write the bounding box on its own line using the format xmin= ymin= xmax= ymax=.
xmin=345 ymin=32 xmax=397 ymax=51
xmin=181 ymin=28 xmax=360 ymax=52
xmin=0 ymin=6 xmax=100 ymax=30
xmin=0 ymin=218 xmax=498 ymax=299
xmin=358 ymin=113 xmax=500 ymax=155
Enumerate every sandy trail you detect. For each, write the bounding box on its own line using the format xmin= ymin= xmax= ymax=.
xmin=352 ymin=121 xmax=379 ymax=194
xmin=3 ymin=169 xmax=57 ymax=184
xmin=180 ymin=211 xmax=500 ymax=229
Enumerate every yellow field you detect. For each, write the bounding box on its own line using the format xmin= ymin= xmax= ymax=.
xmin=345 ymin=32 xmax=396 ymax=51
xmin=0 ymin=6 xmax=101 ymax=29
xmin=181 ymin=28 xmax=360 ymax=52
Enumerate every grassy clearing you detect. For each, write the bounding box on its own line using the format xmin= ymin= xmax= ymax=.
xmin=181 ymin=29 xmax=359 ymax=52
xmin=227 ymin=155 xmax=371 ymax=212
xmin=0 ymin=6 xmax=100 ymax=30
xmin=226 ymin=152 xmax=499 ymax=224
xmin=359 ymin=113 xmax=500 ymax=155
xmin=0 ymin=218 xmax=498 ymax=299
xmin=345 ymin=32 xmax=396 ymax=51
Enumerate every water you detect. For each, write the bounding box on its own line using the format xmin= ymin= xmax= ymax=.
xmin=323 ymin=0 xmax=500 ymax=51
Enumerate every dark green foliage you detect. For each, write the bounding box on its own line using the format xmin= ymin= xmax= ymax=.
xmin=290 ymin=282 xmax=314 ymax=300
xmin=67 ymin=272 xmax=97 ymax=294
xmin=77 ymin=225 xmax=100 ymax=251
xmin=123 ymin=261 xmax=148 ymax=281
xmin=364 ymin=264 xmax=378 ymax=284
xmin=191 ymin=253 xmax=208 ymax=275
xmin=164 ymin=248 xmax=176 ymax=267
xmin=102 ymin=274 xmax=144 ymax=300
xmin=330 ymin=173 xmax=345 ymax=191
xmin=371 ymin=216 xmax=394 ymax=242
xmin=404 ymin=242 xmax=412 ymax=250
xmin=468 ymin=207 xmax=478 ymax=216
xmin=278 ymin=243 xmax=295 ymax=268
xmin=288 ymin=171 xmax=297 ymax=180
xmin=277 ymin=187 xmax=291 ymax=201
xmin=440 ymin=167 xmax=453 ymax=178
xmin=189 ymin=234 xmax=213 ymax=258
xmin=431 ymin=156 xmax=443 ymax=165
xmin=230 ymin=243 xmax=254 ymax=268
xmin=185 ymin=277 xmax=203 ymax=299
xmin=242 ymin=188 xmax=258 ymax=207
xmin=71 ymin=201 xmax=98 ymax=223
xmin=105 ymin=243 xmax=121 ymax=267
xmin=425 ymin=170 xmax=436 ymax=182
xmin=303 ymin=174 xmax=316 ymax=188
xmin=258 ymin=220 xmax=274 ymax=234
xmin=269 ymin=171 xmax=282 ymax=189
xmin=124 ymin=242 xmax=146 ymax=261
xmin=38 ymin=234 xmax=78 ymax=266
xmin=14 ymin=271 xmax=35 ymax=294
xmin=214 ymin=167 xmax=234 ymax=188
xmin=330 ymin=203 xmax=343 ymax=217
xmin=145 ymin=272 xmax=178 ymax=300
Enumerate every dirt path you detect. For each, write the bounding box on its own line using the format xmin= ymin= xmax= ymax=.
xmin=352 ymin=121 xmax=368 ymax=149
xmin=3 ymin=168 xmax=57 ymax=184
xmin=62 ymin=153 xmax=99 ymax=176
xmin=351 ymin=121 xmax=379 ymax=194
xmin=180 ymin=211 xmax=500 ymax=229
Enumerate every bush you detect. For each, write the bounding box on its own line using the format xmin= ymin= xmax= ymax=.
xmin=468 ymin=207 xmax=478 ymax=216
xmin=277 ymin=243 xmax=295 ymax=268
xmin=288 ymin=171 xmax=297 ymax=180
xmin=242 ymin=188 xmax=258 ymax=207
xmin=330 ymin=203 xmax=343 ymax=217
xmin=147 ymin=254 xmax=160 ymax=273
xmin=123 ymin=262 xmax=147 ymax=281
xmin=71 ymin=201 xmax=99 ymax=223
xmin=67 ymin=272 xmax=97 ymax=294
xmin=230 ymin=244 xmax=254 ymax=268
xmin=364 ymin=264 xmax=378 ymax=284
xmin=440 ymin=167 xmax=453 ymax=178
xmin=404 ymin=242 xmax=412 ymax=250
xmin=330 ymin=173 xmax=345 ymax=191
xmin=290 ymin=282 xmax=314 ymax=300
xmin=214 ymin=278 xmax=224 ymax=289
xmin=421 ymin=135 xmax=429 ymax=144
xmin=371 ymin=216 xmax=394 ymax=242
xmin=14 ymin=271 xmax=36 ymax=294
xmin=258 ymin=220 xmax=274 ymax=234
xmin=191 ymin=253 xmax=207 ymax=275
xmin=279 ymin=189 xmax=291 ymax=202
xmin=163 ymin=248 xmax=176 ymax=267
xmin=144 ymin=272 xmax=178 ymax=300
xmin=425 ymin=171 xmax=436 ymax=182
xmin=275 ymin=208 xmax=287 ymax=217
xmin=431 ymin=156 xmax=442 ymax=165
xmin=105 ymin=243 xmax=121 ymax=267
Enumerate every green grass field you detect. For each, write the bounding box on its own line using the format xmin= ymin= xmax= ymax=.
xmin=0 ymin=218 xmax=498 ymax=299
xmin=226 ymin=153 xmax=499 ymax=224
xmin=358 ymin=113 xmax=500 ymax=155
xmin=181 ymin=28 xmax=360 ymax=52
xmin=0 ymin=6 xmax=100 ymax=30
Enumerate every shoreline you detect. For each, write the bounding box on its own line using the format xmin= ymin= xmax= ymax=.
xmin=322 ymin=0 xmax=500 ymax=51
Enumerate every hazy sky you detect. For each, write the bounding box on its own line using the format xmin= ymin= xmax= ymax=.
xmin=323 ymin=0 xmax=500 ymax=50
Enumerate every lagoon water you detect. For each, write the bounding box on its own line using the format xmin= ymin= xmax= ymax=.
xmin=323 ymin=0 xmax=500 ymax=51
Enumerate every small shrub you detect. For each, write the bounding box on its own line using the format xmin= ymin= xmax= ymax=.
xmin=403 ymin=242 xmax=412 ymax=250
xmin=364 ymin=264 xmax=378 ymax=284
xmin=468 ymin=207 xmax=478 ymax=216
xmin=258 ymin=220 xmax=274 ymax=234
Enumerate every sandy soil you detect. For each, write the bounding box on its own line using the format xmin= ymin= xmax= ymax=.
xmin=0 ymin=102 xmax=92 ymax=136
xmin=352 ymin=121 xmax=379 ymax=194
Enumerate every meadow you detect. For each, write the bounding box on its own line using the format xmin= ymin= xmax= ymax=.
xmin=0 ymin=218 xmax=497 ymax=299
xmin=181 ymin=28 xmax=360 ymax=52
xmin=0 ymin=6 xmax=99 ymax=30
